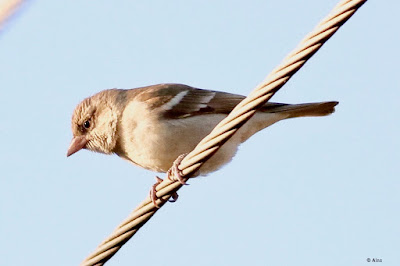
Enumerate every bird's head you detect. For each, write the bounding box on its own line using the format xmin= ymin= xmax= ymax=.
xmin=67 ymin=90 xmax=121 ymax=157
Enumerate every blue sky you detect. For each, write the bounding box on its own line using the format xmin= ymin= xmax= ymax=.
xmin=1 ymin=1 xmax=399 ymax=265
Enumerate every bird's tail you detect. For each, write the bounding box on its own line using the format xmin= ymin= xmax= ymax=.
xmin=260 ymin=101 xmax=339 ymax=118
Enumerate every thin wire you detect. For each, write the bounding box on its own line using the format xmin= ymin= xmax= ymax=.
xmin=0 ymin=0 xmax=23 ymax=31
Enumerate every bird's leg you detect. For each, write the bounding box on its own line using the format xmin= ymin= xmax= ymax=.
xmin=150 ymin=153 xmax=187 ymax=208
xmin=167 ymin=153 xmax=188 ymax=185
xmin=149 ymin=176 xmax=179 ymax=208
xmin=150 ymin=176 xmax=163 ymax=208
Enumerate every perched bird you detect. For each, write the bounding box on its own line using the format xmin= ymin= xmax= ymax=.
xmin=67 ymin=83 xmax=338 ymax=176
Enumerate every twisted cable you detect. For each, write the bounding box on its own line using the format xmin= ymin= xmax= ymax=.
xmin=81 ymin=0 xmax=367 ymax=265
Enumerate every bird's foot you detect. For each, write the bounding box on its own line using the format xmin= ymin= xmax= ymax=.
xmin=149 ymin=154 xmax=187 ymax=208
xmin=167 ymin=153 xmax=188 ymax=185
xmin=150 ymin=176 xmax=179 ymax=208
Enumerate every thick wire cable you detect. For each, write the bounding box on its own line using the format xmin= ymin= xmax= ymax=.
xmin=81 ymin=0 xmax=367 ymax=265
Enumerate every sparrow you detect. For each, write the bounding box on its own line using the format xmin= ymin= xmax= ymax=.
xmin=67 ymin=83 xmax=338 ymax=176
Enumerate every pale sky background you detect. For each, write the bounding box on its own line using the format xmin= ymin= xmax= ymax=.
xmin=1 ymin=1 xmax=399 ymax=265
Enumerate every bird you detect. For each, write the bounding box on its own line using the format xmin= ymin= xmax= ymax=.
xmin=67 ymin=83 xmax=338 ymax=178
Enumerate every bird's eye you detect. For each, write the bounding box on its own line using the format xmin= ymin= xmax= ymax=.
xmin=83 ymin=120 xmax=90 ymax=129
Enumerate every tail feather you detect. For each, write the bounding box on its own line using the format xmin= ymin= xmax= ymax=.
xmin=261 ymin=101 xmax=339 ymax=118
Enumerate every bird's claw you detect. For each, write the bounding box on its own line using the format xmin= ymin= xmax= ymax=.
xmin=149 ymin=176 xmax=179 ymax=208
xmin=168 ymin=192 xmax=179 ymax=203
xmin=167 ymin=153 xmax=188 ymax=185
xmin=150 ymin=176 xmax=163 ymax=208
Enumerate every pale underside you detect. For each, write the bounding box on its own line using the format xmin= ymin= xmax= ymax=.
xmin=115 ymin=98 xmax=286 ymax=175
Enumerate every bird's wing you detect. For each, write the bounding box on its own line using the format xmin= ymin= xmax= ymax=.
xmin=132 ymin=83 xmax=337 ymax=119
xmin=133 ymin=83 xmax=246 ymax=119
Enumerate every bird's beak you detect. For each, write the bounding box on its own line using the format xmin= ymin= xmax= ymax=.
xmin=67 ymin=136 xmax=88 ymax=157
